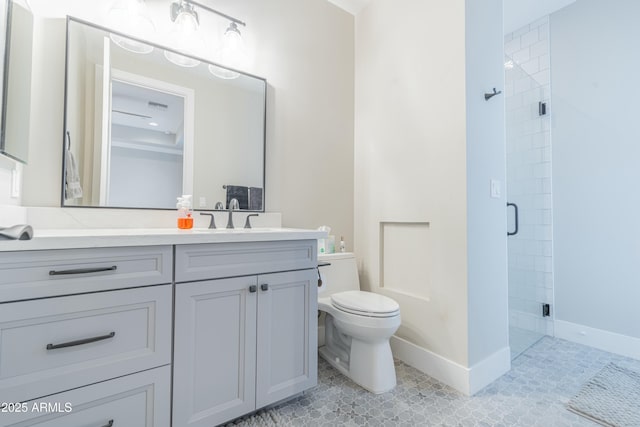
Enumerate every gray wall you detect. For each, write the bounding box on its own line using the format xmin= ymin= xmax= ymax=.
xmin=551 ymin=0 xmax=640 ymax=339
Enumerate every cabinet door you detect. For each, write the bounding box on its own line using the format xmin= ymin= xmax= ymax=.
xmin=256 ymin=269 xmax=318 ymax=408
xmin=173 ymin=277 xmax=257 ymax=427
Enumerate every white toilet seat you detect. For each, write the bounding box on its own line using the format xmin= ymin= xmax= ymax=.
xmin=319 ymin=297 xmax=401 ymax=329
xmin=330 ymin=291 xmax=399 ymax=318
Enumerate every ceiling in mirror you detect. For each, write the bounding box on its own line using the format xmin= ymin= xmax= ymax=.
xmin=63 ymin=17 xmax=266 ymax=211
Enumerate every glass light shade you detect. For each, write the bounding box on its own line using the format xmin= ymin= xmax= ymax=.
xmin=164 ymin=10 xmax=205 ymax=68
xmin=209 ymin=23 xmax=248 ymax=79
xmin=208 ymin=64 xmax=239 ymax=80
xmin=107 ymin=0 xmax=155 ymax=54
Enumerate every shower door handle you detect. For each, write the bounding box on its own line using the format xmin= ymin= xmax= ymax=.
xmin=507 ymin=203 xmax=519 ymax=236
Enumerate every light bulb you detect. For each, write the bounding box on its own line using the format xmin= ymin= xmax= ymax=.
xmin=209 ymin=22 xmax=248 ymax=79
xmin=164 ymin=9 xmax=205 ymax=67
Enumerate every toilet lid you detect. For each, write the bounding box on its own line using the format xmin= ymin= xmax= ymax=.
xmin=331 ymin=291 xmax=399 ymax=316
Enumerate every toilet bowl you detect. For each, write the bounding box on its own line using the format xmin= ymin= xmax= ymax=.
xmin=317 ymin=253 xmax=401 ymax=394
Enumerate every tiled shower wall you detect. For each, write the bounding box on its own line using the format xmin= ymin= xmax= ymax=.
xmin=505 ymin=17 xmax=554 ymax=336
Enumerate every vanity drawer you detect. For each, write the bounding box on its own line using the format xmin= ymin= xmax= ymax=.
xmin=175 ymin=240 xmax=316 ymax=283
xmin=0 ymin=365 xmax=170 ymax=427
xmin=0 ymin=285 xmax=172 ymax=403
xmin=0 ymin=245 xmax=172 ymax=302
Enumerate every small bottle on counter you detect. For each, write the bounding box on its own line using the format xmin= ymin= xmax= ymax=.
xmin=340 ymin=236 xmax=346 ymax=252
xmin=177 ymin=195 xmax=194 ymax=229
xmin=327 ymin=235 xmax=336 ymax=254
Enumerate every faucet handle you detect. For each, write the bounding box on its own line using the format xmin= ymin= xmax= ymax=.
xmin=244 ymin=214 xmax=259 ymax=229
xmin=199 ymin=213 xmax=216 ymax=229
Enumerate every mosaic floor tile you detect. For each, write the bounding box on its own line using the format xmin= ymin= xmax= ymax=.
xmin=226 ymin=337 xmax=640 ymax=426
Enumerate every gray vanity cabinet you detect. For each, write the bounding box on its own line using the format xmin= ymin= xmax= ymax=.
xmin=0 ymin=246 xmax=173 ymax=427
xmin=173 ymin=241 xmax=318 ymax=427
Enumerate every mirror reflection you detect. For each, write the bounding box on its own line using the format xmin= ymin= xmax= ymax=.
xmin=63 ymin=18 xmax=266 ymax=211
xmin=1 ymin=0 xmax=30 ymax=163
xmin=108 ymin=80 xmax=185 ymax=208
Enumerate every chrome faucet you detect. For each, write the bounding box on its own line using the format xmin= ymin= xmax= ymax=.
xmin=226 ymin=198 xmax=240 ymax=229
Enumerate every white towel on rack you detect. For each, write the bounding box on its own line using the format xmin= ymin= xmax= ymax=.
xmin=65 ymin=147 xmax=83 ymax=200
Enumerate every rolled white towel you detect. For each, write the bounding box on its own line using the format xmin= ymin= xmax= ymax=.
xmin=65 ymin=147 xmax=83 ymax=200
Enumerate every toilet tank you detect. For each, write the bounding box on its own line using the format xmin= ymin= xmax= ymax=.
xmin=318 ymin=252 xmax=360 ymax=296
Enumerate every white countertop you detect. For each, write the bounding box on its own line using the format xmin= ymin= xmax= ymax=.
xmin=0 ymin=228 xmax=326 ymax=252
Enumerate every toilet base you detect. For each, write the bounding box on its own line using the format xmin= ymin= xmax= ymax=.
xmin=319 ymin=339 xmax=397 ymax=394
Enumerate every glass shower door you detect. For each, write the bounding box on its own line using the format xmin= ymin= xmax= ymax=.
xmin=505 ymin=50 xmax=554 ymax=360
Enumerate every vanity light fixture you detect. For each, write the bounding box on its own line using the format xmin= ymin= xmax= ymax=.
xmin=107 ymin=0 xmax=156 ymax=54
xmin=166 ymin=0 xmax=248 ymax=77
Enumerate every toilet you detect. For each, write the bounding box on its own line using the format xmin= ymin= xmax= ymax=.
xmin=317 ymin=252 xmax=401 ymax=394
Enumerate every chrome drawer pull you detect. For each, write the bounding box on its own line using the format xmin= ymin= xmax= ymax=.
xmin=101 ymin=420 xmax=114 ymax=427
xmin=46 ymin=332 xmax=116 ymax=350
xmin=49 ymin=266 xmax=117 ymax=276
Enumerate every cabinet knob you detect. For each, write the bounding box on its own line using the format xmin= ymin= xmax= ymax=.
xmin=260 ymin=283 xmax=269 ymax=291
xmin=249 ymin=285 xmax=257 ymax=293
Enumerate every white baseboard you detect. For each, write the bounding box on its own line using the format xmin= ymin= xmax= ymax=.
xmin=390 ymin=336 xmax=510 ymax=396
xmin=468 ymin=346 xmax=511 ymax=395
xmin=555 ymin=320 xmax=640 ymax=360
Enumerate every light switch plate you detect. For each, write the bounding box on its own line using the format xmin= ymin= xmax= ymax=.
xmin=11 ymin=167 xmax=21 ymax=199
xmin=199 ymin=196 xmax=207 ymax=208
xmin=490 ymin=179 xmax=501 ymax=198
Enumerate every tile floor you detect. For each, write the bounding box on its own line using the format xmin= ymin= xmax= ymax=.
xmin=509 ymin=326 xmax=544 ymax=360
xmin=227 ymin=337 xmax=640 ymax=426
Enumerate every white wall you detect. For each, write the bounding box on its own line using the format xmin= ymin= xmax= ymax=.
xmin=21 ymin=17 xmax=65 ymax=208
xmin=0 ymin=155 xmax=25 ymax=226
xmin=355 ymin=0 xmax=468 ymax=366
xmin=465 ymin=0 xmax=509 ymax=370
xmin=551 ymin=0 xmax=640 ymax=342
xmin=0 ymin=156 xmax=20 ymax=206
xmin=355 ymin=0 xmax=508 ymax=393
xmin=15 ymin=0 xmax=354 ymax=243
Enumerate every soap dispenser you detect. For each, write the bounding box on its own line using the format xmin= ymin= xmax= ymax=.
xmin=177 ymin=195 xmax=194 ymax=229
